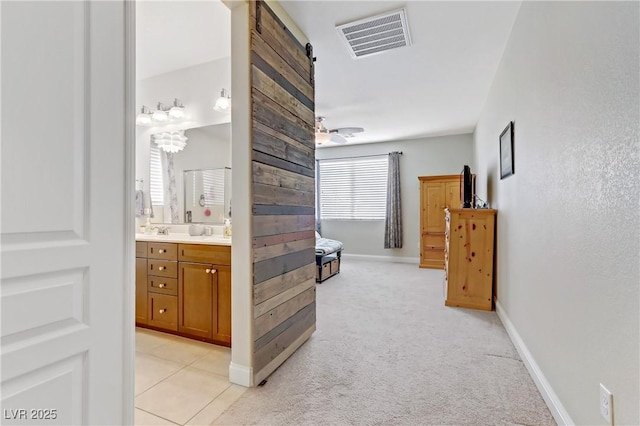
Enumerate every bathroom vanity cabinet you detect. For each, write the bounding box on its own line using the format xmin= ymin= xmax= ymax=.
xmin=135 ymin=239 xmax=231 ymax=346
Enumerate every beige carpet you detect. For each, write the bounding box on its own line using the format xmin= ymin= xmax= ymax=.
xmin=215 ymin=259 xmax=555 ymax=425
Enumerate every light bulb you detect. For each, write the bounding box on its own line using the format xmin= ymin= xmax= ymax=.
xmin=169 ymin=106 xmax=184 ymax=119
xmin=315 ymin=132 xmax=331 ymax=145
xmin=136 ymin=106 xmax=152 ymax=126
xmin=136 ymin=113 xmax=151 ymax=126
xmin=213 ymin=89 xmax=231 ymax=111
xmin=152 ymin=109 xmax=168 ymax=122
xmin=169 ymin=98 xmax=185 ymax=119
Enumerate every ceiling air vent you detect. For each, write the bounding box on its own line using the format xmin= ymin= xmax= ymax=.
xmin=336 ymin=9 xmax=411 ymax=59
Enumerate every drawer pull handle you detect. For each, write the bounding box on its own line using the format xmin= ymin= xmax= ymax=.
xmin=206 ymin=268 xmax=211 ymax=273
xmin=158 ymin=283 xmax=165 ymax=288
xmin=159 ymin=309 xmax=166 ymax=314
xmin=159 ymin=249 xmax=165 ymax=254
xmin=158 ymin=266 xmax=165 ymax=271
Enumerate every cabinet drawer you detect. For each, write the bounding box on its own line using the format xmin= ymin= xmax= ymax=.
xmin=148 ymin=293 xmax=178 ymax=331
xmin=136 ymin=242 xmax=148 ymax=257
xmin=148 ymin=243 xmax=178 ymax=261
xmin=148 ymin=276 xmax=178 ymax=296
xmin=179 ymin=244 xmax=230 ymax=265
xmin=148 ymin=260 xmax=178 ymax=278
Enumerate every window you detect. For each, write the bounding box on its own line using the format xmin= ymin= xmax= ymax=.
xmin=191 ymin=169 xmax=225 ymax=207
xmin=318 ymin=156 xmax=388 ymax=220
xmin=149 ymin=143 xmax=164 ymax=205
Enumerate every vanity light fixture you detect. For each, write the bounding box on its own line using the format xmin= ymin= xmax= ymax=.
xmin=168 ymin=98 xmax=185 ymax=119
xmin=213 ymin=88 xmax=231 ymax=111
xmin=152 ymin=102 xmax=169 ymax=122
xmin=136 ymin=99 xmax=187 ymax=126
xmin=135 ymin=106 xmax=153 ymax=126
xmin=153 ymin=131 xmax=188 ymax=153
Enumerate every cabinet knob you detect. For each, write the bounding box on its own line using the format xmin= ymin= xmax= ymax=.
xmin=210 ymin=269 xmax=217 ymax=275
xmin=159 ymin=249 xmax=165 ymax=254
xmin=158 ymin=283 xmax=165 ymax=288
xmin=159 ymin=309 xmax=166 ymax=314
xmin=206 ymin=268 xmax=211 ymax=273
xmin=158 ymin=266 xmax=165 ymax=271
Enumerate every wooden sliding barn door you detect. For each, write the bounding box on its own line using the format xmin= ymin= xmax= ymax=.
xmin=249 ymin=1 xmax=316 ymax=382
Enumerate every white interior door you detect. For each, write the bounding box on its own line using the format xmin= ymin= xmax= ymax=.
xmin=1 ymin=1 xmax=134 ymax=424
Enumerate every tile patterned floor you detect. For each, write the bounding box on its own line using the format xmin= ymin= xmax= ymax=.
xmin=135 ymin=328 xmax=245 ymax=425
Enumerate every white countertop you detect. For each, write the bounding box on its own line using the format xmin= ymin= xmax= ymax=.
xmin=135 ymin=233 xmax=231 ymax=246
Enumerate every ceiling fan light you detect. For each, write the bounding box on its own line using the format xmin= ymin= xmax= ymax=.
xmin=315 ymin=132 xmax=331 ymax=145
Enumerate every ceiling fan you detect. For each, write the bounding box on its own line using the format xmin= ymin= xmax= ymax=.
xmin=315 ymin=116 xmax=364 ymax=145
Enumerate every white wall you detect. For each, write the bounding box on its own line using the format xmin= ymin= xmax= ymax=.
xmin=474 ymin=2 xmax=639 ymax=424
xmin=316 ymin=134 xmax=473 ymax=261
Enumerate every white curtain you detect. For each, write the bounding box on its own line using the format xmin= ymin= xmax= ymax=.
xmin=384 ymin=152 xmax=403 ymax=248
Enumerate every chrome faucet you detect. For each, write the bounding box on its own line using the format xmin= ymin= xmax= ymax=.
xmin=156 ymin=226 xmax=169 ymax=235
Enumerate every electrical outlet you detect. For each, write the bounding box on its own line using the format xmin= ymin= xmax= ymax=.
xmin=600 ymin=383 xmax=613 ymax=425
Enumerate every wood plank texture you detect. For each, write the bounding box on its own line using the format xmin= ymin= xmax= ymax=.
xmin=253 ymin=126 xmax=314 ymax=170
xmin=250 ymin=1 xmax=310 ymax=82
xmin=254 ymin=300 xmax=315 ymax=351
xmin=254 ymin=304 xmax=316 ymax=372
xmin=253 ymin=150 xmax=314 ymax=179
xmin=253 ymin=248 xmax=316 ymax=284
xmin=253 ymin=263 xmax=316 ymax=305
xmin=253 ymin=214 xmax=315 ymax=237
xmin=251 ymin=31 xmax=313 ymax=101
xmin=254 ymin=286 xmax=316 ymax=340
xmin=253 ymin=230 xmax=316 ymax=249
xmin=253 ymin=237 xmax=315 ymax=262
xmin=254 ymin=277 xmax=315 ymax=318
xmin=253 ymin=182 xmax=314 ymax=207
xmin=252 ymin=89 xmax=314 ymax=150
xmin=252 ymin=205 xmax=315 ymax=216
xmin=252 ymin=159 xmax=314 ymax=193
xmin=250 ymin=0 xmax=315 ymax=383
xmin=252 ymin=62 xmax=314 ymax=121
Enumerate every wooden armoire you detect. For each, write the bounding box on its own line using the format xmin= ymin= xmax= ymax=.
xmin=418 ymin=175 xmax=462 ymax=269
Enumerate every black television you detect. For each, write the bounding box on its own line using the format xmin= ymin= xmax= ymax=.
xmin=460 ymin=165 xmax=475 ymax=208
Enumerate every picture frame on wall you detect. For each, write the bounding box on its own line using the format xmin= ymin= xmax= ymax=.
xmin=500 ymin=121 xmax=514 ymax=179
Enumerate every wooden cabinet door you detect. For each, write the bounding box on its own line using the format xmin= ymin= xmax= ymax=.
xmin=444 ymin=180 xmax=460 ymax=209
xmin=212 ymin=265 xmax=231 ymax=345
xmin=135 ymin=258 xmax=148 ymax=325
xmin=178 ymin=262 xmax=213 ymax=339
xmin=423 ymin=182 xmax=446 ymax=233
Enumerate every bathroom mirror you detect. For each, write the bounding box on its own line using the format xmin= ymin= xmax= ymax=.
xmin=183 ymin=168 xmax=231 ymax=223
xmin=148 ymin=123 xmax=231 ymax=224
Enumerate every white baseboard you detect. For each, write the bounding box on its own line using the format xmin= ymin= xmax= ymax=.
xmin=229 ymin=362 xmax=253 ymax=387
xmin=495 ymin=300 xmax=574 ymax=425
xmin=341 ymin=253 xmax=419 ymax=264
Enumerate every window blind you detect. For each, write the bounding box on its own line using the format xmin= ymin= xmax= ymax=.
xmin=191 ymin=169 xmax=225 ymax=207
xmin=149 ymin=143 xmax=164 ymax=205
xmin=318 ymin=156 xmax=388 ymax=220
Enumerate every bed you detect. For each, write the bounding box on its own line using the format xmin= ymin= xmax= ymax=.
xmin=315 ymin=231 xmax=343 ymax=282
